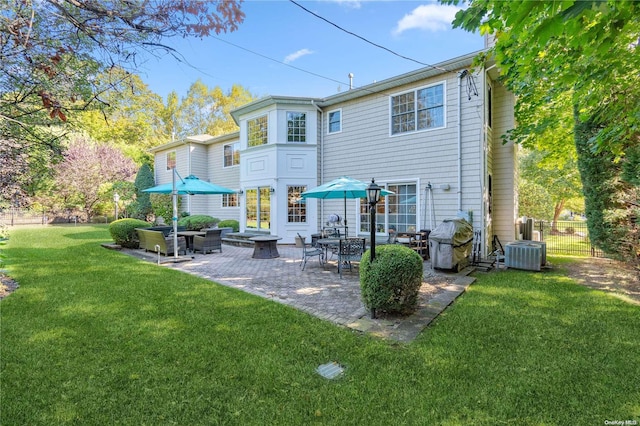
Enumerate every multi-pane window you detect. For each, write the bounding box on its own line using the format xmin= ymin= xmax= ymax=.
xmin=328 ymin=109 xmax=341 ymax=133
xmin=222 ymin=193 xmax=238 ymax=208
xmin=166 ymin=151 xmax=176 ymax=170
xmin=287 ymin=112 xmax=306 ymax=143
xmin=287 ymin=186 xmax=306 ymax=223
xmin=391 ymin=83 xmax=444 ymax=134
xmin=391 ymin=92 xmax=415 ymax=134
xmin=359 ymin=183 xmax=417 ymax=234
xmin=386 ymin=183 xmax=417 ymax=233
xmin=223 ymin=142 xmax=240 ymax=167
xmin=247 ymin=115 xmax=268 ymax=147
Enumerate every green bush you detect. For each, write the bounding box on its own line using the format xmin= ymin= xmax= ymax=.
xmin=149 ymin=193 xmax=176 ymax=224
xmin=178 ymin=215 xmax=219 ymax=231
xmin=109 ymin=218 xmax=151 ymax=248
xmin=131 ymin=164 xmax=155 ymax=220
xmin=218 ymin=219 xmax=239 ymax=232
xmin=360 ymin=244 xmax=423 ymax=316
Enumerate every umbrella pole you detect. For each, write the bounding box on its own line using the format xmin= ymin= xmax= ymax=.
xmin=172 ymin=169 xmax=178 ymax=261
xmin=343 ymin=193 xmax=348 ymax=237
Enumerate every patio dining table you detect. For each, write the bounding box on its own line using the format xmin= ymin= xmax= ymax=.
xmin=316 ymin=237 xmax=343 ymax=266
xmin=176 ymin=230 xmax=206 ymax=252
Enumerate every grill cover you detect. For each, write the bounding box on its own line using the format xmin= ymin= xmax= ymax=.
xmin=429 ymin=218 xmax=474 ymax=270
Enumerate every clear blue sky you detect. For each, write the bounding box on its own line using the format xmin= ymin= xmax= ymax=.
xmin=138 ymin=0 xmax=484 ymax=101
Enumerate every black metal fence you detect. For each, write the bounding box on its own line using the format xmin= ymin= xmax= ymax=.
xmin=535 ymin=220 xmax=606 ymax=257
xmin=0 ymin=208 xmax=49 ymax=226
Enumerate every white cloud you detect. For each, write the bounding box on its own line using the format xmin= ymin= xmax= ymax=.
xmin=284 ymin=48 xmax=314 ymax=64
xmin=323 ymin=0 xmax=362 ymax=9
xmin=393 ymin=4 xmax=460 ymax=35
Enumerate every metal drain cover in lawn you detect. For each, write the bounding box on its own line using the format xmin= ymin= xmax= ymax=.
xmin=316 ymin=362 xmax=344 ymax=379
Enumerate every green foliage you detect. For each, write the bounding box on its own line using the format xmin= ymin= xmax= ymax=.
xmin=218 ymin=219 xmax=239 ymax=232
xmin=360 ymin=244 xmax=423 ymax=315
xmin=445 ymin=0 xmax=640 ymax=260
xmin=518 ymin=149 xmax=583 ymax=222
xmin=178 ymin=215 xmax=219 ymax=231
xmin=130 ymin=164 xmax=155 ymax=220
xmin=150 ymin=194 xmax=175 ymax=224
xmin=574 ymin=114 xmax=636 ymax=260
xmin=108 ymin=218 xmax=150 ymax=248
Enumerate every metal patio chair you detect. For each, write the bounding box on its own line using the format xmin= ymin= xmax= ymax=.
xmin=338 ymin=237 xmax=366 ymax=278
xmin=297 ymin=233 xmax=324 ymax=271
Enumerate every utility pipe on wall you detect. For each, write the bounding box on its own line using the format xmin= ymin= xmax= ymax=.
xmin=457 ymin=70 xmax=468 ymax=212
xmin=311 ymin=100 xmax=324 ymax=228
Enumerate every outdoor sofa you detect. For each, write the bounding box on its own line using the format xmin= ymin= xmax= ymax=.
xmin=136 ymin=228 xmax=186 ymax=256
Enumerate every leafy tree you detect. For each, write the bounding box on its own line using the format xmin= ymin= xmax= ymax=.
xmin=176 ymin=80 xmax=255 ymax=139
xmin=0 ymin=0 xmax=244 ymax=203
xmin=0 ymin=139 xmax=32 ymax=208
xmin=519 ymin=149 xmax=583 ymax=225
xmin=74 ymin=71 xmax=168 ymax=164
xmin=445 ymin=0 xmax=640 ymax=259
xmin=53 ymin=136 xmax=137 ymax=220
xmin=445 ymin=0 xmax=640 ymax=155
xmin=131 ymin=164 xmax=155 ymax=220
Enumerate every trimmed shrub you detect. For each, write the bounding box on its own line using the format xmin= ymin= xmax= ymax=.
xmin=218 ymin=219 xmax=239 ymax=232
xmin=360 ymin=244 xmax=423 ymax=316
xmin=109 ymin=218 xmax=151 ymax=248
xmin=178 ymin=214 xmax=219 ymax=231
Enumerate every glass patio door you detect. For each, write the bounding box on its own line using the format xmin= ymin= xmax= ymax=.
xmin=245 ymin=187 xmax=271 ymax=230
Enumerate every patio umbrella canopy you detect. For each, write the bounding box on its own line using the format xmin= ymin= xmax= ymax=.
xmin=301 ymin=176 xmax=393 ymax=237
xmin=143 ymin=174 xmax=236 ymax=195
xmin=143 ymin=172 xmax=236 ymax=260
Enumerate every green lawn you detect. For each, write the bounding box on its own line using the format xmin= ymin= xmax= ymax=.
xmin=2 ymin=226 xmax=639 ymax=425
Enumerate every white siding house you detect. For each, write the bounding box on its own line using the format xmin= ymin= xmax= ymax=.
xmin=149 ymin=50 xmax=518 ymax=255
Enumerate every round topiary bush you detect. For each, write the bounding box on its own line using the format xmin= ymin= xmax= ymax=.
xmin=360 ymin=244 xmax=424 ymax=316
xmin=177 ymin=214 xmax=219 ymax=230
xmin=218 ymin=219 xmax=239 ymax=232
xmin=109 ymin=218 xmax=151 ymax=248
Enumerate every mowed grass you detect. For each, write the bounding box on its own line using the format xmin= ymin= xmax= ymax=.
xmin=1 ymin=226 xmax=639 ymax=425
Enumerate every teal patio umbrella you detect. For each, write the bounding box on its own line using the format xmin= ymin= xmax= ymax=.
xmin=143 ymin=172 xmax=235 ymax=260
xmin=301 ymin=176 xmax=393 ymax=237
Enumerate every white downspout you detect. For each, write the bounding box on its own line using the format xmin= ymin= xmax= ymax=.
xmin=311 ymin=100 xmax=324 ymax=228
xmin=457 ymin=70 xmax=467 ymax=212
xmin=482 ymin=64 xmax=497 ymax=256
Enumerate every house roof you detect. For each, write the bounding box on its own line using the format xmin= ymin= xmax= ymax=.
xmin=149 ymin=131 xmax=239 ymax=153
xmin=230 ymin=49 xmax=486 ymax=121
xmin=317 ymin=50 xmax=484 ymax=107
xmin=230 ymin=96 xmax=323 ymax=124
xmin=152 ymin=49 xmax=490 ymax=152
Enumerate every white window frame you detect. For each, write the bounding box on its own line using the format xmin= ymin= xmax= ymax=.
xmin=287 ymin=185 xmax=307 ymax=223
xmin=327 ymin=109 xmax=342 ymax=134
xmin=390 ymin=81 xmax=446 ymax=136
xmin=247 ymin=114 xmax=268 ymax=147
xmin=286 ymin=111 xmax=306 ymax=143
xmin=166 ymin=151 xmax=176 ymax=170
xmin=223 ymin=142 xmax=240 ymax=168
xmin=222 ymin=193 xmax=238 ymax=208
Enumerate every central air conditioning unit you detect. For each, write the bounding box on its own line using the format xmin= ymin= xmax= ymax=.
xmin=505 ymin=242 xmax=545 ymax=271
